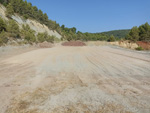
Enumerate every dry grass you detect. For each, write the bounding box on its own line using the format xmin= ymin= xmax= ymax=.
xmin=2 ymin=46 xmax=150 ymax=113
xmin=6 ymin=88 xmax=133 ymax=113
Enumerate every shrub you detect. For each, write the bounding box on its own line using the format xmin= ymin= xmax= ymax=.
xmin=46 ymin=35 xmax=54 ymax=43
xmin=108 ymin=35 xmax=116 ymax=42
xmin=7 ymin=20 xmax=20 ymax=38
xmin=0 ymin=31 xmax=8 ymax=46
xmin=135 ymin=46 xmax=144 ymax=51
xmin=21 ymin=25 xmax=36 ymax=43
xmin=37 ymin=32 xmax=54 ymax=43
xmin=6 ymin=3 xmax=14 ymax=18
xmin=0 ymin=17 xmax=7 ymax=32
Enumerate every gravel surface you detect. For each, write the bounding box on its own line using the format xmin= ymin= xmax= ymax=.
xmin=0 ymin=45 xmax=150 ymax=113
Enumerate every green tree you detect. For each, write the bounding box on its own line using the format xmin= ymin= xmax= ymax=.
xmin=46 ymin=35 xmax=54 ymax=43
xmin=21 ymin=24 xmax=36 ymax=42
xmin=61 ymin=25 xmax=65 ymax=30
xmin=0 ymin=17 xmax=7 ymax=32
xmin=70 ymin=27 xmax=76 ymax=34
xmin=108 ymin=35 xmax=115 ymax=42
xmin=139 ymin=22 xmax=150 ymax=41
xmin=6 ymin=3 xmax=14 ymax=17
xmin=127 ymin=26 xmax=139 ymax=41
xmin=7 ymin=20 xmax=20 ymax=38
xmin=37 ymin=32 xmax=46 ymax=42
xmin=0 ymin=30 xmax=8 ymax=45
xmin=0 ymin=0 xmax=10 ymax=6
xmin=37 ymin=32 xmax=54 ymax=43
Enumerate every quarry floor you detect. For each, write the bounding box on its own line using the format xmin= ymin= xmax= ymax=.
xmin=0 ymin=45 xmax=150 ymax=113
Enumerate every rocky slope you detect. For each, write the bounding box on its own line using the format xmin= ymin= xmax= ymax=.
xmin=0 ymin=4 xmax=61 ymax=39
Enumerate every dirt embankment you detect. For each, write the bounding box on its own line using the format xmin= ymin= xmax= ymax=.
xmin=86 ymin=41 xmax=150 ymax=50
xmin=110 ymin=41 xmax=139 ymax=49
xmin=85 ymin=41 xmax=139 ymax=49
xmin=137 ymin=41 xmax=150 ymax=50
xmin=0 ymin=45 xmax=150 ymax=113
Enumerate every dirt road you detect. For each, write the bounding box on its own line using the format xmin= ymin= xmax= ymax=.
xmin=0 ymin=46 xmax=150 ymax=113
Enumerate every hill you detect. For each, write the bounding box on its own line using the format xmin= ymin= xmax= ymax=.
xmin=0 ymin=0 xmax=110 ymax=44
xmin=101 ymin=29 xmax=130 ymax=38
xmin=0 ymin=2 xmax=62 ymax=46
xmin=0 ymin=0 xmax=149 ymax=45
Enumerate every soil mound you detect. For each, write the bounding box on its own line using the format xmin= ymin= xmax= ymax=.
xmin=38 ymin=41 xmax=54 ymax=48
xmin=137 ymin=41 xmax=150 ymax=50
xmin=62 ymin=41 xmax=86 ymax=46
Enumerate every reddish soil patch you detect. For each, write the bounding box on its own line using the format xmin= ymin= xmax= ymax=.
xmin=136 ymin=41 xmax=150 ymax=50
xmin=38 ymin=41 xmax=54 ymax=48
xmin=62 ymin=41 xmax=86 ymax=46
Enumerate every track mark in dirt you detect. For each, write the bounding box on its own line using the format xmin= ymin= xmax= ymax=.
xmin=106 ymin=51 xmax=150 ymax=62
xmin=0 ymin=46 xmax=150 ymax=113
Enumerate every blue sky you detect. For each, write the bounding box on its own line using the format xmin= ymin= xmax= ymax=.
xmin=27 ymin=0 xmax=149 ymax=33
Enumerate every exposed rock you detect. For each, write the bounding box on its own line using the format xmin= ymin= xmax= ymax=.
xmin=0 ymin=4 xmax=61 ymax=39
xmin=0 ymin=4 xmax=8 ymax=20
xmin=110 ymin=41 xmax=139 ymax=49
xmin=86 ymin=41 xmax=139 ymax=50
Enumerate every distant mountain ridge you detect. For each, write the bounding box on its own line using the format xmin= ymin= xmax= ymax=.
xmin=101 ymin=29 xmax=130 ymax=38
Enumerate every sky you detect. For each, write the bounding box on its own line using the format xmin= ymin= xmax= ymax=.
xmin=26 ymin=0 xmax=150 ymax=33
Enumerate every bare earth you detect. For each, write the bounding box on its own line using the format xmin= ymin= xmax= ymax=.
xmin=0 ymin=45 xmax=150 ymax=113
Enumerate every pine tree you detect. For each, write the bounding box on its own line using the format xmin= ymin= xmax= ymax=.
xmin=108 ymin=35 xmax=115 ymax=42
xmin=6 ymin=3 xmax=14 ymax=17
xmin=127 ymin=26 xmax=139 ymax=41
xmin=0 ymin=17 xmax=7 ymax=32
xmin=139 ymin=23 xmax=150 ymax=41
xmin=7 ymin=20 xmax=20 ymax=38
xmin=21 ymin=25 xmax=36 ymax=42
xmin=0 ymin=30 xmax=8 ymax=45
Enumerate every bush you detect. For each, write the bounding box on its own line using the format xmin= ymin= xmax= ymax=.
xmin=135 ymin=46 xmax=144 ymax=51
xmin=24 ymin=32 xmax=36 ymax=43
xmin=0 ymin=31 xmax=8 ymax=46
xmin=46 ymin=35 xmax=54 ymax=43
xmin=21 ymin=25 xmax=36 ymax=43
xmin=0 ymin=17 xmax=7 ymax=32
xmin=37 ymin=32 xmax=54 ymax=43
xmin=7 ymin=20 xmax=20 ymax=38
xmin=6 ymin=3 xmax=14 ymax=18
xmin=108 ymin=35 xmax=116 ymax=42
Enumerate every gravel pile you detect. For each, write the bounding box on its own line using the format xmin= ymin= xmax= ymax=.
xmin=62 ymin=41 xmax=86 ymax=46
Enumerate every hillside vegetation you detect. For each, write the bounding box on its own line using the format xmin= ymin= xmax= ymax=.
xmin=0 ymin=0 xmax=150 ymax=46
xmin=102 ymin=29 xmax=130 ymax=38
xmin=126 ymin=22 xmax=150 ymax=42
xmin=0 ymin=0 xmax=119 ymax=45
xmin=0 ymin=15 xmax=56 ymax=46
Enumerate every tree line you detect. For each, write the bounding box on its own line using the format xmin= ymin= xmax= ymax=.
xmin=60 ymin=24 xmax=118 ymax=42
xmin=1 ymin=0 xmax=149 ymax=44
xmin=102 ymin=29 xmax=130 ymax=39
xmin=126 ymin=22 xmax=150 ymax=42
xmin=0 ymin=0 xmax=118 ymax=42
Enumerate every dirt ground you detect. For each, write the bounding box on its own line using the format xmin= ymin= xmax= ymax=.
xmin=0 ymin=45 xmax=150 ymax=113
xmin=62 ymin=41 xmax=86 ymax=46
